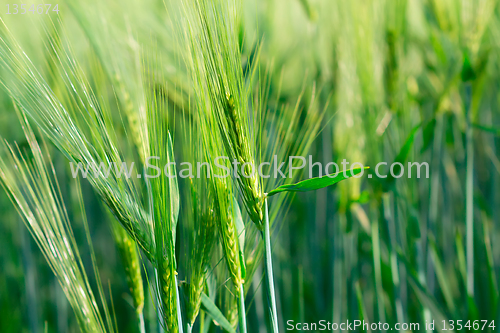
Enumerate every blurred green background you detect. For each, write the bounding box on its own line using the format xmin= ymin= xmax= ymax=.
xmin=1 ymin=0 xmax=499 ymax=332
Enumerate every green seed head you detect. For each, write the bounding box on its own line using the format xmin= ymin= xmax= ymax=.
xmin=214 ymin=178 xmax=244 ymax=292
xmin=160 ymin=258 xmax=178 ymax=333
xmin=221 ymin=91 xmax=264 ymax=226
xmin=111 ymin=220 xmax=145 ymax=314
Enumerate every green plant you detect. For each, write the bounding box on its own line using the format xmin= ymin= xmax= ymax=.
xmin=0 ymin=112 xmax=113 ymax=333
xmin=1 ymin=0 xmax=499 ymax=332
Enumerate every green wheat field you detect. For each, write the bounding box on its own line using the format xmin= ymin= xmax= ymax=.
xmin=0 ymin=0 xmax=499 ymax=332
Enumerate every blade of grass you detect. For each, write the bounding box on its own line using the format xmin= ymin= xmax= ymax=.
xmin=0 ymin=112 xmax=112 ymax=333
xmin=472 ymin=123 xmax=500 ymax=136
xmin=200 ymin=293 xmax=236 ymax=333
xmin=238 ymin=285 xmax=247 ymax=333
xmin=465 ymin=82 xmax=474 ymax=299
xmin=267 ymin=167 xmax=368 ymax=196
xmin=429 ymin=237 xmax=456 ymax=314
xmin=398 ymin=252 xmax=455 ymax=332
xmin=261 ymin=198 xmax=279 ymax=333
xmin=384 ymin=123 xmax=422 ymax=190
xmin=355 ymin=281 xmax=371 ymax=333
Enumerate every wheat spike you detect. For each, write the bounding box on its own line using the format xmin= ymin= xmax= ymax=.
xmin=160 ymin=257 xmax=179 ymax=333
xmin=187 ymin=183 xmax=217 ymax=325
xmin=213 ymin=178 xmax=243 ymax=293
xmin=182 ymin=0 xmax=265 ymax=227
xmin=0 ymin=112 xmax=112 ymax=333
xmin=225 ymin=292 xmax=239 ymax=331
xmin=110 ymin=218 xmax=145 ymax=314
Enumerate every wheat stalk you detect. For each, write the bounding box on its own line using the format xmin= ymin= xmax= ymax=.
xmin=144 ymin=68 xmax=183 ymax=332
xmin=214 ymin=179 xmax=244 ymax=292
xmin=221 ymin=90 xmax=264 ymax=225
xmin=0 ymin=18 xmax=155 ymax=262
xmin=225 ymin=290 xmax=239 ymax=331
xmin=212 ymin=176 xmax=249 ymax=333
xmin=110 ymin=217 xmax=145 ymax=331
xmin=186 ymin=179 xmax=217 ymax=328
xmin=0 ymin=112 xmax=112 ymax=333
xmin=181 ymin=0 xmax=264 ymax=227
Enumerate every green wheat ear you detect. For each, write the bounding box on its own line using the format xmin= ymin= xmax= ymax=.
xmin=0 ymin=18 xmax=155 ymax=262
xmin=224 ymin=290 xmax=239 ymax=331
xmin=186 ymin=178 xmax=217 ymax=327
xmin=181 ymin=0 xmax=264 ymax=227
xmin=110 ymin=216 xmax=145 ymax=315
xmin=0 ymin=111 xmax=112 ymax=333
xmin=213 ymin=178 xmax=244 ymax=293
xmin=145 ymin=67 xmax=182 ymax=332
xmin=159 ymin=257 xmax=179 ymax=333
xmin=221 ymin=90 xmax=264 ymax=225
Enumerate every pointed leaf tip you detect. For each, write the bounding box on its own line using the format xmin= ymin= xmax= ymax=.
xmin=200 ymin=293 xmax=237 ymax=333
xmin=267 ymin=167 xmax=369 ymax=197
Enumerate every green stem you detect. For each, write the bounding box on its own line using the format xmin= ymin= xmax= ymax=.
xmin=465 ymin=82 xmax=474 ymax=298
xmin=371 ymin=217 xmax=386 ymax=323
xmin=175 ymin=275 xmax=184 ymax=333
xmin=238 ymin=284 xmax=247 ymax=333
xmin=155 ymin=268 xmax=165 ymax=333
xmin=262 ymin=198 xmax=279 ymax=333
xmin=187 ymin=324 xmax=193 ymax=333
xmin=199 ymin=311 xmax=205 ymax=333
xmin=138 ymin=311 xmax=145 ymax=333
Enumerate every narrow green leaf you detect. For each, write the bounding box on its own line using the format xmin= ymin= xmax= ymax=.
xmin=384 ymin=123 xmax=421 ymax=189
xmin=262 ymin=198 xmax=279 ymax=333
xmin=394 ymin=123 xmax=421 ymax=166
xmin=429 ymin=238 xmax=456 ymax=314
xmin=298 ymin=0 xmax=318 ymax=21
xmin=232 ymin=196 xmax=247 ymax=279
xmin=455 ymin=232 xmax=467 ymax=286
xmin=461 ymin=51 xmax=476 ymax=82
xmin=421 ymin=118 xmax=436 ymax=153
xmin=472 ymin=123 xmax=500 ymax=136
xmin=407 ymin=276 xmax=455 ymax=332
xmin=355 ymin=281 xmax=370 ymax=333
xmin=200 ymin=293 xmax=236 ymax=333
xmin=397 ymin=252 xmax=455 ymax=332
xmin=167 ymin=131 xmax=180 ymax=242
xmin=232 ymin=196 xmax=245 ymax=253
xmin=467 ymin=295 xmax=480 ymax=323
xmin=267 ymin=167 xmax=368 ymax=197
xmin=239 ymin=250 xmax=246 ymax=280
